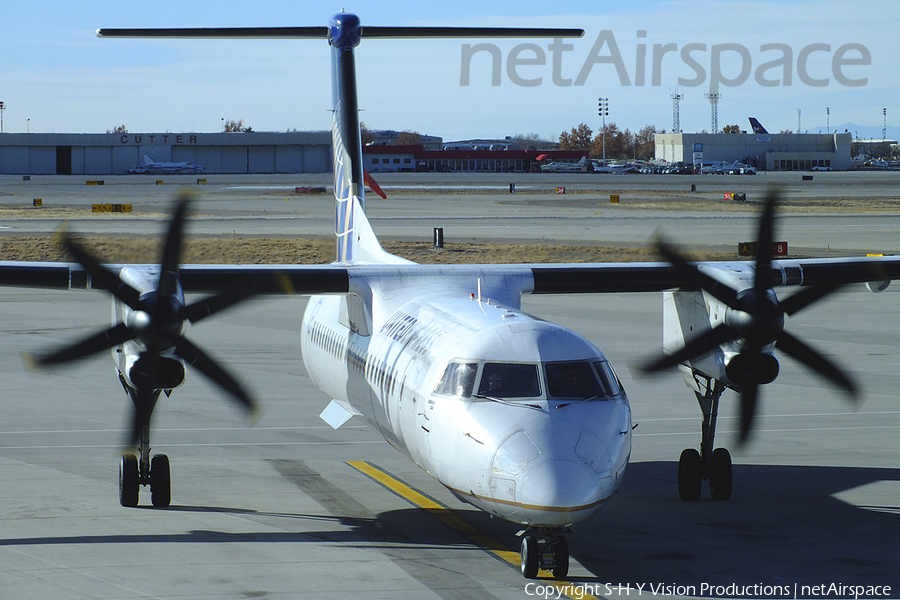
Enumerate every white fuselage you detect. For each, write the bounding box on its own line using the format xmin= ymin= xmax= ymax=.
xmin=301 ymin=273 xmax=632 ymax=527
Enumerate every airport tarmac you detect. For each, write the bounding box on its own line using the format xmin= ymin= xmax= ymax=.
xmin=1 ymin=173 xmax=899 ymax=599
xmin=3 ymin=171 xmax=900 ymax=256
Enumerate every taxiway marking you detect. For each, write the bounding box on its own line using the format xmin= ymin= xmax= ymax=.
xmin=347 ymin=460 xmax=603 ymax=599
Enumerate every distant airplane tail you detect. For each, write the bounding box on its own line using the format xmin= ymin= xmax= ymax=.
xmin=748 ymin=118 xmax=769 ymax=134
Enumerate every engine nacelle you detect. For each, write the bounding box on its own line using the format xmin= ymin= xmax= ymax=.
xmin=124 ymin=353 xmax=186 ymax=391
xmin=725 ymin=351 xmax=780 ymax=386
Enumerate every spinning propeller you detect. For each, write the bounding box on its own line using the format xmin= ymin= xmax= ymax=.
xmin=641 ymin=191 xmax=859 ymax=442
xmin=30 ymin=194 xmax=258 ymax=446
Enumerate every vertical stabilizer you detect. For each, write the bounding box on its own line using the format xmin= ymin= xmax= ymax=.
xmin=748 ymin=118 xmax=769 ymax=134
xmin=330 ymin=14 xmax=366 ymax=263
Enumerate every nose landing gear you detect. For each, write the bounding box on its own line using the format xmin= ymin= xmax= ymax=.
xmin=117 ymin=406 xmax=171 ymax=508
xmin=520 ymin=527 xmax=569 ymax=579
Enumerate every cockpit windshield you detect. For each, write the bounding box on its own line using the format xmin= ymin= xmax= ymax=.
xmin=434 ymin=359 xmax=622 ymax=402
xmin=433 ymin=362 xmax=477 ymax=398
xmin=546 ymin=360 xmax=624 ymax=399
xmin=546 ymin=361 xmax=602 ymax=399
xmin=478 ymin=363 xmax=542 ymax=398
xmin=593 ymin=361 xmax=623 ymax=397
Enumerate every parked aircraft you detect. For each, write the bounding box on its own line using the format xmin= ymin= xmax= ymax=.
xmin=128 ymin=155 xmax=205 ymax=174
xmin=1 ymin=13 xmax=899 ymax=580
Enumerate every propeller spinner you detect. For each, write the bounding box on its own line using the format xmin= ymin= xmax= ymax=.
xmin=641 ymin=191 xmax=859 ymax=443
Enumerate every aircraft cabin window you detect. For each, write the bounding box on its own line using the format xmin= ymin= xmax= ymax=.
xmin=478 ymin=363 xmax=541 ymax=399
xmin=434 ymin=362 xmax=477 ymax=398
xmin=546 ymin=361 xmax=603 ymax=399
xmin=593 ymin=361 xmax=623 ymax=397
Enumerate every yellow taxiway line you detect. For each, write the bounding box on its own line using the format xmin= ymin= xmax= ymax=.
xmin=346 ymin=460 xmax=602 ymax=600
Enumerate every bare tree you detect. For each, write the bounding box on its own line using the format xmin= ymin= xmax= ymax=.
xmin=511 ymin=133 xmax=548 ymax=151
xmin=722 ymin=124 xmax=741 ymax=134
xmin=395 ymin=130 xmax=423 ymax=146
xmin=224 ymin=119 xmax=253 ymax=133
xmin=360 ymin=121 xmax=374 ymax=146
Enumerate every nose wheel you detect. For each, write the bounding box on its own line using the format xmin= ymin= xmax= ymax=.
xmin=520 ymin=528 xmax=569 ymax=579
xmin=118 ymin=418 xmax=171 ymax=507
xmin=119 ymin=452 xmax=171 ymax=507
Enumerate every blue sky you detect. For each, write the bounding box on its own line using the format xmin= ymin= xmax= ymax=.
xmin=3 ymin=1 xmax=898 ymax=141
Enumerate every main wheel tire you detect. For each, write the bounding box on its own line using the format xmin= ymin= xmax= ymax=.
xmin=150 ymin=454 xmax=171 ymax=507
xmin=709 ymin=447 xmax=733 ymax=501
xmin=551 ymin=536 xmax=569 ymax=580
xmin=521 ymin=535 xmax=539 ymax=579
xmin=119 ymin=453 xmax=139 ymax=507
xmin=678 ymin=448 xmax=703 ymax=501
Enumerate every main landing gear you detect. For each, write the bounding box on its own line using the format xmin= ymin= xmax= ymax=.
xmin=519 ymin=527 xmax=569 ymax=579
xmin=118 ymin=389 xmax=171 ymax=508
xmin=677 ymin=375 xmax=733 ymax=501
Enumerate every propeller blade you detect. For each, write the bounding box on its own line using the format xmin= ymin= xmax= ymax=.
xmin=174 ymin=337 xmax=256 ymax=412
xmin=654 ymin=236 xmax=741 ymax=308
xmin=127 ymin=392 xmax=149 ymax=448
xmin=183 ymin=290 xmax=255 ymax=324
xmin=752 ymin=191 xmax=778 ymax=295
xmin=61 ymin=233 xmax=142 ymax=309
xmin=738 ymin=380 xmax=760 ymax=444
xmin=775 ymin=330 xmax=859 ymax=397
xmin=32 ymin=323 xmax=136 ymax=367
xmin=157 ymin=197 xmax=190 ymax=297
xmin=126 ymin=353 xmax=160 ymax=448
xmin=641 ymin=323 xmax=737 ymax=374
xmin=778 ymin=280 xmax=846 ymax=317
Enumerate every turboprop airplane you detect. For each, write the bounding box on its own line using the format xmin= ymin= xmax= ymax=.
xmin=3 ymin=12 xmax=900 ymax=580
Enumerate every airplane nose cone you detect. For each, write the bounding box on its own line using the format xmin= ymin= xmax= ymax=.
xmin=518 ymin=459 xmax=606 ymax=525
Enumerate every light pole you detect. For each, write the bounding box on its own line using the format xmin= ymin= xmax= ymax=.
xmin=826 ymin=107 xmax=830 ymax=133
xmin=598 ymin=97 xmax=608 ymax=166
xmin=0 ymin=102 xmax=5 ymax=134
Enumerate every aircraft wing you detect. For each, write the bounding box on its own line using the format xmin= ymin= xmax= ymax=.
xmin=4 ymin=256 xmax=899 ymax=296
xmin=531 ymin=256 xmax=900 ymax=293
xmin=0 ymin=262 xmax=351 ymax=295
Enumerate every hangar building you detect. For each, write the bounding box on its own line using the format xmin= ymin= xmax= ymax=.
xmin=655 ymin=132 xmax=852 ymax=171
xmin=0 ymin=131 xmax=331 ymax=175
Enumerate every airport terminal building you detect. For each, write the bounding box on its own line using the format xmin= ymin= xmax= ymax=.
xmin=0 ymin=131 xmax=332 ymax=175
xmin=655 ymin=132 xmax=853 ymax=171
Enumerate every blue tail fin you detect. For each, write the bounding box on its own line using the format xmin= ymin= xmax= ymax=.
xmin=748 ymin=117 xmax=769 ymax=134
